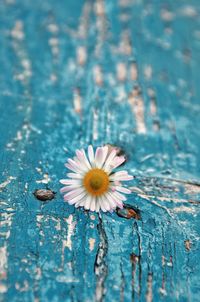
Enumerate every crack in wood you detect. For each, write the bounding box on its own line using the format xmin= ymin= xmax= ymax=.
xmin=94 ymin=217 xmax=108 ymax=302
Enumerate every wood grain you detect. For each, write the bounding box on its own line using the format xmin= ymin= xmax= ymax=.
xmin=0 ymin=0 xmax=200 ymax=301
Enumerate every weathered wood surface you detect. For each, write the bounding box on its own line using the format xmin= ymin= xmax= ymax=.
xmin=0 ymin=0 xmax=200 ymax=301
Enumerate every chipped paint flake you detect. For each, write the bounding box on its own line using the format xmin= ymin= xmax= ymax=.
xmin=65 ymin=215 xmax=76 ymax=251
xmin=36 ymin=173 xmax=51 ymax=184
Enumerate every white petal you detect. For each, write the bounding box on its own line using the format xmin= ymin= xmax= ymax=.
xmin=112 ymin=186 xmax=131 ymax=194
xmin=112 ymin=191 xmax=126 ymax=201
xmin=103 ymin=149 xmax=117 ymax=172
xmin=78 ymin=200 xmax=86 ymax=207
xmin=65 ymin=163 xmax=81 ymax=174
xmin=111 ymin=171 xmax=128 ymax=177
xmin=107 ymin=192 xmax=123 ymax=208
xmin=111 ymin=156 xmax=126 ymax=170
xmin=84 ymin=195 xmax=92 ymax=210
xmin=60 ymin=185 xmax=81 ymax=193
xmin=114 ymin=175 xmax=133 ymax=181
xmin=68 ymin=158 xmax=85 ymax=173
xmin=95 ymin=146 xmax=108 ymax=168
xmin=94 ymin=147 xmax=102 ymax=168
xmin=64 ymin=188 xmax=85 ymax=200
xmin=67 ymin=191 xmax=87 ymax=205
xmin=82 ymin=149 xmax=92 ymax=169
xmin=98 ymin=196 xmax=106 ymax=212
xmin=90 ymin=197 xmax=96 ymax=211
xmin=75 ymin=197 xmax=86 ymax=208
xmin=99 ymin=195 xmax=111 ymax=211
xmin=76 ymin=149 xmax=91 ymax=170
xmin=109 ymin=171 xmax=133 ymax=181
xmin=67 ymin=173 xmax=83 ymax=179
xmin=104 ymin=193 xmax=117 ymax=208
xmin=88 ymin=145 xmax=95 ymax=166
xmin=73 ymin=156 xmax=89 ymax=172
xmin=60 ymin=179 xmax=81 ymax=185
xmin=95 ymin=198 xmax=100 ymax=212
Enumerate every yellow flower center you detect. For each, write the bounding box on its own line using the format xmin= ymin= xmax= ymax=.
xmin=83 ymin=168 xmax=109 ymax=196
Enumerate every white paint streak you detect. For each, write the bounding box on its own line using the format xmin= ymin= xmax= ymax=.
xmin=130 ymin=63 xmax=138 ymax=81
xmin=173 ymin=206 xmax=197 ymax=214
xmin=65 ymin=215 xmax=76 ymax=251
xmin=160 ymin=9 xmax=174 ymax=21
xmin=184 ymin=184 xmax=200 ymax=195
xmin=138 ymin=193 xmax=196 ymax=205
xmin=89 ymin=238 xmax=95 ymax=251
xmin=0 ymin=213 xmax=13 ymax=294
xmin=93 ymin=65 xmax=103 ymax=86
xmin=116 ymin=62 xmax=127 ymax=82
xmin=48 ymin=37 xmax=59 ymax=56
xmin=76 ymin=46 xmax=87 ymax=66
xmin=128 ymin=90 xmax=147 ymax=134
xmin=93 ymin=110 xmax=99 ymax=141
xmin=94 ymin=0 xmax=106 ymax=57
xmin=47 ymin=23 xmax=59 ymax=34
xmin=77 ymin=2 xmax=92 ymax=39
xmin=11 ymin=21 xmax=32 ymax=83
xmin=10 ymin=20 xmax=24 ymax=40
xmin=146 ymin=274 xmax=153 ymax=302
xmin=119 ymin=32 xmax=131 ymax=55
xmin=73 ymin=88 xmax=82 ymax=114
xmin=179 ymin=5 xmax=197 ymax=17
xmin=144 ymin=65 xmax=152 ymax=80
xmin=0 ymin=176 xmax=16 ymax=191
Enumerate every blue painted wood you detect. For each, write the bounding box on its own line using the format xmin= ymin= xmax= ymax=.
xmin=0 ymin=0 xmax=200 ymax=301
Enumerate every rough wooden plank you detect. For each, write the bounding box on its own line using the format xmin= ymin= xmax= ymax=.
xmin=0 ymin=0 xmax=200 ymax=301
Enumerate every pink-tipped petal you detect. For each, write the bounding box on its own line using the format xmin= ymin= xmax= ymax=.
xmin=110 ymin=171 xmax=133 ymax=181
xmin=64 ymin=188 xmax=85 ymax=200
xmin=113 ymin=186 xmax=131 ymax=194
xmin=73 ymin=156 xmax=89 ymax=172
xmin=118 ymin=202 xmax=124 ymax=209
xmin=111 ymin=156 xmax=126 ymax=169
xmin=60 ymin=179 xmax=81 ymax=185
xmin=103 ymin=149 xmax=117 ymax=172
xmin=88 ymin=145 xmax=95 ymax=166
xmin=67 ymin=191 xmax=86 ymax=205
xmin=107 ymin=191 xmax=123 ymax=208
xmin=60 ymin=185 xmax=81 ymax=193
xmin=81 ymin=149 xmax=92 ymax=169
xmin=68 ymin=158 xmax=84 ymax=173
xmin=76 ymin=149 xmax=91 ymax=170
xmin=104 ymin=193 xmax=116 ymax=209
xmin=112 ymin=191 xmax=127 ymax=201
xmin=65 ymin=163 xmax=80 ymax=173
xmin=95 ymin=146 xmax=108 ymax=168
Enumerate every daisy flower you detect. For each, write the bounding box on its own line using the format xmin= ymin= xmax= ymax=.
xmin=60 ymin=145 xmax=133 ymax=212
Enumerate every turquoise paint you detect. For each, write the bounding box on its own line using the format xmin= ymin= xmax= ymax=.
xmin=0 ymin=0 xmax=200 ymax=301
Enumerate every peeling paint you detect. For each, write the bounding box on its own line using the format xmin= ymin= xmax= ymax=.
xmin=0 ymin=176 xmax=16 ymax=191
xmin=0 ymin=1 xmax=200 ymax=301
xmin=65 ymin=215 xmax=76 ymax=251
